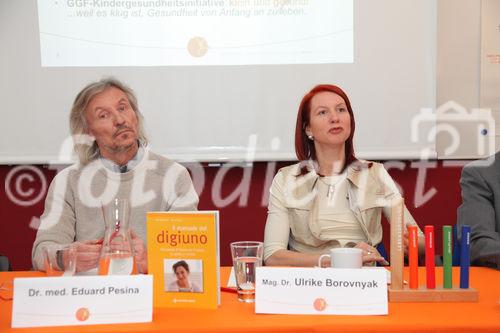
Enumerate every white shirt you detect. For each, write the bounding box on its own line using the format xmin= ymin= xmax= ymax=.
xmin=316 ymin=173 xmax=367 ymax=247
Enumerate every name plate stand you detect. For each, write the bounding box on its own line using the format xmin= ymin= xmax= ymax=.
xmin=388 ymin=198 xmax=478 ymax=302
xmin=12 ymin=275 xmax=153 ymax=328
xmin=255 ymin=267 xmax=388 ymax=315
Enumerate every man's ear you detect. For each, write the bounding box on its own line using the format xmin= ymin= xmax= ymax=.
xmin=82 ymin=110 xmax=93 ymax=136
xmin=72 ymin=133 xmax=96 ymax=147
xmin=83 ymin=127 xmax=95 ymax=139
xmin=80 ymin=121 xmax=96 ymax=143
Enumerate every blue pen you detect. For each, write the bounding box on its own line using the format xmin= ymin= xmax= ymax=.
xmin=460 ymin=225 xmax=471 ymax=289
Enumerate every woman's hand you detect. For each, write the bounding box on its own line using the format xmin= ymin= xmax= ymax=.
xmin=355 ymin=242 xmax=389 ymax=266
xmin=131 ymin=230 xmax=148 ymax=274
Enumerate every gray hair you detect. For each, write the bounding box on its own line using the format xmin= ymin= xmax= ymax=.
xmin=69 ymin=78 xmax=148 ymax=164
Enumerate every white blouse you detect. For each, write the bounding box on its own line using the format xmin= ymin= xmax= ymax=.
xmin=316 ymin=173 xmax=367 ymax=247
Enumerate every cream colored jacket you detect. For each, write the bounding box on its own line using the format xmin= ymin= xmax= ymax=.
xmin=263 ymin=161 xmax=424 ymax=261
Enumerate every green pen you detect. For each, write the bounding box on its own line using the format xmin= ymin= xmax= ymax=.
xmin=443 ymin=225 xmax=452 ymax=288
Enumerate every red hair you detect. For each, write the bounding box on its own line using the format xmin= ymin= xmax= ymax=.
xmin=295 ymin=84 xmax=357 ymax=172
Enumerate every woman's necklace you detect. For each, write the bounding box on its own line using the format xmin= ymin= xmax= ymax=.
xmin=318 ymin=176 xmax=342 ymax=198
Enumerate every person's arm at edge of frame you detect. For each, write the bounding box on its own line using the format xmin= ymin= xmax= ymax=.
xmin=457 ymin=164 xmax=500 ymax=269
xmin=31 ymin=168 xmax=78 ymax=271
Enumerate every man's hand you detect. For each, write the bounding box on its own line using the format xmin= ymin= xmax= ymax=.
xmin=131 ymin=230 xmax=148 ymax=274
xmin=74 ymin=239 xmax=102 ymax=273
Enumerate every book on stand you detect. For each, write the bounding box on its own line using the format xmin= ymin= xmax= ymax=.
xmin=147 ymin=211 xmax=220 ymax=309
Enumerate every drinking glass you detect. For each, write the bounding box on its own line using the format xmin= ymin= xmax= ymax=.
xmin=230 ymin=241 xmax=263 ymax=302
xmin=42 ymin=244 xmax=76 ymax=276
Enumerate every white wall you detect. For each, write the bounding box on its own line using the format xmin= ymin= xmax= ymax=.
xmin=436 ymin=0 xmax=499 ymax=159
xmin=0 ymin=0 xmax=438 ymax=163
xmin=437 ymin=0 xmax=481 ymax=109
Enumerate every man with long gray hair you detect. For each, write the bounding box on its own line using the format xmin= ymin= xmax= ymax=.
xmin=32 ymin=78 xmax=199 ymax=274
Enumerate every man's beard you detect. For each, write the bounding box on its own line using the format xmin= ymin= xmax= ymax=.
xmin=105 ymin=140 xmax=137 ymax=154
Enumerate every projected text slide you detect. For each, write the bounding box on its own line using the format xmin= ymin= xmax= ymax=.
xmin=37 ymin=0 xmax=353 ymax=66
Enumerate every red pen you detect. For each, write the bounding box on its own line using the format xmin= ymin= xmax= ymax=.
xmin=425 ymin=225 xmax=435 ymax=289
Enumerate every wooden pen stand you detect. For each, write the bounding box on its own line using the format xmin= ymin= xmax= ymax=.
xmin=388 ymin=286 xmax=478 ymax=302
xmin=388 ymin=199 xmax=479 ymax=303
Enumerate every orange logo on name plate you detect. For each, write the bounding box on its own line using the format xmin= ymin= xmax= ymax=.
xmin=313 ymin=298 xmax=327 ymax=311
xmin=75 ymin=307 xmax=90 ymax=321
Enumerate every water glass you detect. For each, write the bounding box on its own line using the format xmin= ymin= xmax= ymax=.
xmin=42 ymin=244 xmax=76 ymax=276
xmin=230 ymin=241 xmax=263 ymax=303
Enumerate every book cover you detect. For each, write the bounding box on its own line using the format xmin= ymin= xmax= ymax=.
xmin=147 ymin=211 xmax=220 ymax=309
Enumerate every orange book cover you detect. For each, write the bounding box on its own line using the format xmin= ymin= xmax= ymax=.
xmin=147 ymin=211 xmax=220 ymax=309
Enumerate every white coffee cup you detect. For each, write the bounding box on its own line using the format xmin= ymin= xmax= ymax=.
xmin=318 ymin=248 xmax=363 ymax=269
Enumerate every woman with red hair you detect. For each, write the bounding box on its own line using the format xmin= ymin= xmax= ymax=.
xmin=263 ymin=84 xmax=424 ymax=267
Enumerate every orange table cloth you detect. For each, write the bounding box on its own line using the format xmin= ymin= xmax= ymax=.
xmin=0 ymin=267 xmax=499 ymax=333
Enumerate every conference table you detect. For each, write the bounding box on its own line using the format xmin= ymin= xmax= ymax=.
xmin=1 ymin=267 xmax=499 ymax=332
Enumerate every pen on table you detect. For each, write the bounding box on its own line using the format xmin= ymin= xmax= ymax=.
xmin=425 ymin=225 xmax=435 ymax=289
xmin=460 ymin=225 xmax=471 ymax=289
xmin=408 ymin=225 xmax=419 ymax=289
xmin=443 ymin=225 xmax=452 ymax=289
xmin=220 ymin=287 xmax=238 ymax=294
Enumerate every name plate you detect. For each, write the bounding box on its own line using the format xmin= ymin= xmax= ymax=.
xmin=12 ymin=275 xmax=152 ymax=328
xmin=255 ymin=267 xmax=387 ymax=315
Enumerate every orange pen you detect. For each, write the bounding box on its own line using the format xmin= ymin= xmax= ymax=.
xmin=407 ymin=225 xmax=419 ymax=289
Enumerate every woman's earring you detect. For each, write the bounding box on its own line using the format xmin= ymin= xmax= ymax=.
xmin=307 ymin=134 xmax=314 ymax=140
